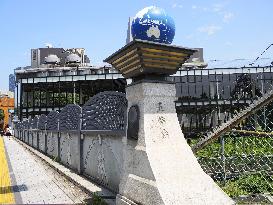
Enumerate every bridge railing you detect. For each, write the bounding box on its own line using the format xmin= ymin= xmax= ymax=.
xmin=190 ymin=88 xmax=273 ymax=202
xmin=13 ymin=91 xmax=128 ymax=193
xmin=174 ymin=66 xmax=273 ymax=136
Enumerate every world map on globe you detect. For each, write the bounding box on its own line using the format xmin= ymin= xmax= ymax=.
xmin=131 ymin=6 xmax=175 ymax=44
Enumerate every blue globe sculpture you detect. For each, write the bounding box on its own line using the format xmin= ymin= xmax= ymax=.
xmin=131 ymin=6 xmax=175 ymax=44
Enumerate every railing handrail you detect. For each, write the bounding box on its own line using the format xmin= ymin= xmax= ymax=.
xmin=192 ymin=87 xmax=273 ymax=153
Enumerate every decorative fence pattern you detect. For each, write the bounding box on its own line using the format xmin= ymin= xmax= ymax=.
xmin=81 ymin=91 xmax=128 ymax=130
xmin=14 ymin=91 xmax=128 ymax=193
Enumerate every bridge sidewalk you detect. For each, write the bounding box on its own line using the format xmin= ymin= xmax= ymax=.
xmin=0 ymin=135 xmax=114 ymax=204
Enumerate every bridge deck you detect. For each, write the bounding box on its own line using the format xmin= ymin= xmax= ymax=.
xmin=0 ymin=135 xmax=91 ymax=204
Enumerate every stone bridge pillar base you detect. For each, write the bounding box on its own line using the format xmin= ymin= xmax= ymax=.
xmin=117 ymin=82 xmax=234 ymax=205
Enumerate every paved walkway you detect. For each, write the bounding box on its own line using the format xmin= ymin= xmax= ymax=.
xmin=0 ymin=136 xmax=91 ymax=204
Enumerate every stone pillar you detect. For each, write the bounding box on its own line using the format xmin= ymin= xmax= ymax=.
xmin=116 ymin=82 xmax=234 ymax=205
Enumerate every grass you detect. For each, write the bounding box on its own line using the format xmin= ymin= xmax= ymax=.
xmin=51 ymin=156 xmax=61 ymax=162
xmin=89 ymin=193 xmax=107 ymax=205
xmin=189 ymin=134 xmax=273 ymax=197
xmin=191 ymin=133 xmax=273 ymax=158
xmin=219 ymin=173 xmax=273 ymax=197
xmin=83 ymin=193 xmax=108 ymax=205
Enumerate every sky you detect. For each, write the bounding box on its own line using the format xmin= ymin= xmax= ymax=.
xmin=0 ymin=0 xmax=273 ymax=90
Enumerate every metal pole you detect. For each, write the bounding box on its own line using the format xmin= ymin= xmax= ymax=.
xmin=16 ymin=82 xmax=19 ymax=117
xmin=261 ymin=73 xmax=267 ymax=130
xmin=58 ymin=80 xmax=61 ymax=112
xmin=45 ymin=77 xmax=48 ymax=114
xmin=19 ymin=80 xmax=23 ymax=120
xmin=220 ymin=135 xmax=226 ymax=184
xmin=57 ymin=118 xmax=60 ymax=161
xmin=73 ymin=82 xmax=76 ymax=104
xmin=77 ymin=112 xmax=83 ymax=174
xmin=26 ymin=86 xmax=29 ymax=119
xmin=216 ymin=79 xmax=221 ymax=125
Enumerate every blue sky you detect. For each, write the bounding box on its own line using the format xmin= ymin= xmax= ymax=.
xmin=0 ymin=0 xmax=272 ymax=90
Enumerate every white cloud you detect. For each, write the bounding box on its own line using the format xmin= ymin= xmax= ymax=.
xmin=45 ymin=42 xmax=53 ymax=48
xmin=192 ymin=5 xmax=197 ymax=9
xmin=172 ymin=3 xmax=183 ymax=9
xmin=212 ymin=3 xmax=224 ymax=13
xmin=223 ymin=12 xmax=234 ymax=23
xmin=225 ymin=41 xmax=233 ymax=46
xmin=198 ymin=25 xmax=222 ymax=35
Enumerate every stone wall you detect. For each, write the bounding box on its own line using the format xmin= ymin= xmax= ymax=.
xmin=13 ymin=91 xmax=127 ymax=193
xmin=14 ymin=126 xmax=125 ymax=193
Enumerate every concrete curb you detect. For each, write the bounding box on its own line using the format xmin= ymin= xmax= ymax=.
xmin=13 ymin=137 xmax=116 ymax=205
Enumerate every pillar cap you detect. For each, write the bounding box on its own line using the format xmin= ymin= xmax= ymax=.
xmin=104 ymin=39 xmax=196 ymax=79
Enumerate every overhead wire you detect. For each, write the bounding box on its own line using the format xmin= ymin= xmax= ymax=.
xmin=248 ymin=43 xmax=273 ymax=66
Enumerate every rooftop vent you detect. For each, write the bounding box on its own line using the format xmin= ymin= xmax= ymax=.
xmin=44 ymin=54 xmax=60 ymax=65
xmin=66 ymin=54 xmax=81 ymax=66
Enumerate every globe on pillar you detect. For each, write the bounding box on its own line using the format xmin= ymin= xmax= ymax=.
xmin=131 ymin=6 xmax=175 ymax=44
xmin=105 ymin=7 xmax=195 ymax=80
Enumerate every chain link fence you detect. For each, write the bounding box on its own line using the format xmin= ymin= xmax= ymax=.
xmin=190 ymin=101 xmax=273 ymax=203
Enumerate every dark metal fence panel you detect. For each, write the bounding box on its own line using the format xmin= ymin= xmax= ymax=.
xmin=38 ymin=114 xmax=47 ymax=130
xmin=15 ymin=122 xmax=21 ymax=130
xmin=46 ymin=111 xmax=59 ymax=130
xmin=22 ymin=120 xmax=29 ymax=129
xmin=28 ymin=118 xmax=33 ymax=129
xmin=175 ymin=67 xmax=273 ymax=136
xmin=59 ymin=104 xmax=81 ymax=131
xmin=32 ymin=116 xmax=39 ymax=129
xmin=81 ymin=91 xmax=128 ymax=130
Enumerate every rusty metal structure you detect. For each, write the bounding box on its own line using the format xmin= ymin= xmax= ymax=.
xmin=0 ymin=95 xmax=14 ymax=129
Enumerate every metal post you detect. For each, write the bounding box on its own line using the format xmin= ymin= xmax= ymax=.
xmin=46 ymin=77 xmax=48 ymax=114
xmin=45 ymin=131 xmax=48 ymax=154
xmin=220 ymin=135 xmax=226 ymax=184
xmin=32 ymin=130 xmax=34 ymax=146
xmin=77 ymin=113 xmax=83 ymax=174
xmin=37 ymin=131 xmax=40 ymax=151
xmin=16 ymin=82 xmax=19 ymax=117
xmin=32 ymin=86 xmax=35 ymax=118
xmin=261 ymin=73 xmax=267 ymax=130
xmin=26 ymin=86 xmax=29 ymax=119
xmin=52 ymin=81 xmax=55 ymax=112
xmin=79 ymin=82 xmax=82 ymax=106
xmin=57 ymin=119 xmax=60 ymax=161
xmin=216 ymin=79 xmax=222 ymax=125
xmin=20 ymin=80 xmax=23 ymax=120
xmin=73 ymin=82 xmax=76 ymax=104
xmin=58 ymin=80 xmax=61 ymax=112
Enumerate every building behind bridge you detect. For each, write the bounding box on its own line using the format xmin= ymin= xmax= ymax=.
xmin=13 ymin=46 xmax=273 ymax=137
xmin=0 ymin=91 xmax=14 ymax=129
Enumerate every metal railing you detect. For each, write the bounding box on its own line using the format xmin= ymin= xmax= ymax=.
xmin=175 ymin=66 xmax=273 ymax=136
xmin=190 ymin=82 xmax=273 ymax=203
